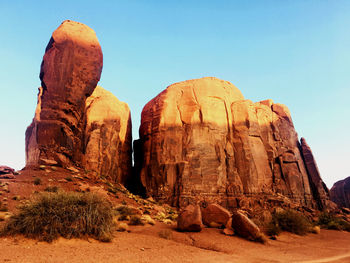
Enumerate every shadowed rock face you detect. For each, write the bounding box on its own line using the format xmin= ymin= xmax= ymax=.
xmin=330 ymin=177 xmax=350 ymax=208
xmin=300 ymin=137 xmax=330 ymax=210
xmin=136 ymin=77 xmax=329 ymax=210
xmin=25 ymin=20 xmax=132 ymax=183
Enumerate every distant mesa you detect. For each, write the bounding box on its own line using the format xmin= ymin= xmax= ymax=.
xmin=25 ymin=20 xmax=132 ymax=183
xmin=0 ymin=165 xmax=15 ymax=175
xmin=330 ymin=177 xmax=350 ymax=209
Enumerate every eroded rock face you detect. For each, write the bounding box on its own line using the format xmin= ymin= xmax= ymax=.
xmin=330 ymin=177 xmax=350 ymax=208
xmin=0 ymin=166 xmax=15 ymax=175
xmin=84 ymin=86 xmax=132 ymax=184
xmin=25 ymin=20 xmax=132 ymax=183
xmin=137 ymin=77 xmax=328 ymax=210
xmin=26 ymin=20 xmax=103 ymax=167
xmin=300 ymin=138 xmax=330 ymax=210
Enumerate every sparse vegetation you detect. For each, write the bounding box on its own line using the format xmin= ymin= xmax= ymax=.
xmin=116 ymin=222 xmax=129 ymax=232
xmin=0 ymin=191 xmax=114 ymax=242
xmin=128 ymin=215 xmax=144 ymax=226
xmin=158 ymin=229 xmax=173 ymax=240
xmin=0 ymin=201 xmax=8 ymax=212
xmin=12 ymin=195 xmax=20 ymax=201
xmin=318 ymin=212 xmax=350 ymax=232
xmin=44 ymin=186 xmax=59 ymax=193
xmin=65 ymin=176 xmax=73 ymax=182
xmin=33 ymin=177 xmax=42 ymax=185
xmin=266 ymin=209 xmax=312 ymax=236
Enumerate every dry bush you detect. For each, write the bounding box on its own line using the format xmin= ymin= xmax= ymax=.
xmin=267 ymin=209 xmax=311 ymax=236
xmin=318 ymin=212 xmax=350 ymax=232
xmin=128 ymin=215 xmax=144 ymax=226
xmin=33 ymin=177 xmax=42 ymax=185
xmin=0 ymin=191 xmax=114 ymax=242
xmin=0 ymin=201 xmax=8 ymax=212
xmin=44 ymin=186 xmax=59 ymax=193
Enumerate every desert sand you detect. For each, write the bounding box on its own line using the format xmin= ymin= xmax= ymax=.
xmin=1 ymin=228 xmax=350 ymax=263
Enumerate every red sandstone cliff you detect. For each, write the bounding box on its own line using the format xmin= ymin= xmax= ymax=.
xmin=136 ymin=77 xmax=330 ymax=210
xmin=25 ymin=20 xmax=132 ymax=182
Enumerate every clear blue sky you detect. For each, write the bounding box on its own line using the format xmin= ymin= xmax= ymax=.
xmin=0 ymin=0 xmax=349 ymax=188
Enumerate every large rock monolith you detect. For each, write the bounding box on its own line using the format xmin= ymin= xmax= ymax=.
xmin=136 ymin=77 xmax=329 ymax=211
xmin=25 ymin=20 xmax=132 ymax=183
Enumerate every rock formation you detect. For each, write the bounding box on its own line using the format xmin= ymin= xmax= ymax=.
xmin=201 ymin=203 xmax=231 ymax=227
xmin=300 ymin=138 xmax=330 ymax=210
xmin=330 ymin=177 xmax=350 ymax=208
xmin=84 ymin=86 xmax=132 ymax=184
xmin=136 ymin=77 xmax=329 ymax=210
xmin=25 ymin=20 xmax=132 ymax=183
xmin=231 ymin=210 xmax=264 ymax=242
xmin=0 ymin=166 xmax=15 ymax=175
xmin=177 ymin=204 xmax=203 ymax=232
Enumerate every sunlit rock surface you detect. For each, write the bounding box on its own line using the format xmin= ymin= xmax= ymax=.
xmin=137 ymin=77 xmax=329 ymax=210
xmin=84 ymin=86 xmax=132 ymax=184
xmin=25 ymin=20 xmax=132 ymax=183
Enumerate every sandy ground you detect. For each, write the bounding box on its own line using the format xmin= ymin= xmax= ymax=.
xmin=1 ymin=228 xmax=350 ymax=263
xmin=1 ymin=168 xmax=350 ymax=263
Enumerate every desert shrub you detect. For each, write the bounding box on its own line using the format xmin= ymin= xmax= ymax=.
xmin=128 ymin=215 xmax=144 ymax=226
xmin=267 ymin=209 xmax=311 ymax=236
xmin=44 ymin=186 xmax=59 ymax=193
xmin=0 ymin=191 xmax=114 ymax=242
xmin=158 ymin=229 xmax=173 ymax=240
xmin=318 ymin=212 xmax=350 ymax=232
xmin=0 ymin=201 xmax=8 ymax=212
xmin=33 ymin=177 xmax=42 ymax=185
xmin=266 ymin=220 xmax=281 ymax=236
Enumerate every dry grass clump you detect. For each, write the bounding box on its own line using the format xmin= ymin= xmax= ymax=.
xmin=0 ymin=201 xmax=8 ymax=212
xmin=0 ymin=191 xmax=114 ymax=242
xmin=44 ymin=186 xmax=59 ymax=193
xmin=266 ymin=209 xmax=311 ymax=236
xmin=318 ymin=212 xmax=350 ymax=232
xmin=128 ymin=215 xmax=144 ymax=226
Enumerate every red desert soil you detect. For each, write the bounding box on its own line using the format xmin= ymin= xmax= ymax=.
xmin=1 ymin=229 xmax=350 ymax=263
xmin=1 ymin=168 xmax=350 ymax=263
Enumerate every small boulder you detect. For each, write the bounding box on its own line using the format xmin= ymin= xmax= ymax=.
xmin=222 ymin=217 xmax=235 ymax=236
xmin=177 ymin=204 xmax=203 ymax=232
xmin=231 ymin=210 xmax=264 ymax=242
xmin=222 ymin=228 xmax=234 ymax=236
xmin=202 ymin=203 xmax=231 ymax=227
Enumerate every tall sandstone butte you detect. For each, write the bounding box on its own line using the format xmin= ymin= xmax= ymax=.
xmin=137 ymin=77 xmax=330 ymax=210
xmin=25 ymin=20 xmax=132 ymax=183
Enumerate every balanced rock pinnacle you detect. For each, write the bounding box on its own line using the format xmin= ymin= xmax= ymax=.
xmin=25 ymin=20 xmax=132 ymax=183
xmin=136 ymin=77 xmax=329 ymax=210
